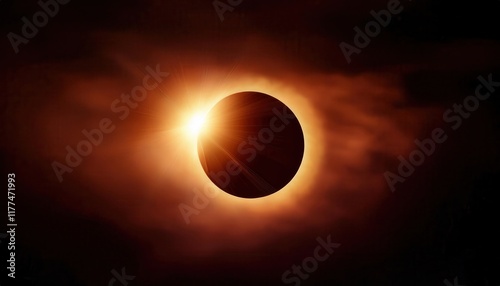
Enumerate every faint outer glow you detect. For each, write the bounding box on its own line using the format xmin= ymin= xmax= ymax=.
xmin=35 ymin=40 xmax=428 ymax=256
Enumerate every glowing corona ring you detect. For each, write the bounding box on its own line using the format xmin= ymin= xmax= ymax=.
xmin=196 ymin=91 xmax=305 ymax=199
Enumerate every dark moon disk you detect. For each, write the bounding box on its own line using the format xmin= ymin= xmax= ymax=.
xmin=197 ymin=91 xmax=305 ymax=198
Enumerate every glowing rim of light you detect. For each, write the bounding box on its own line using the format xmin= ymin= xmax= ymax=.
xmin=156 ymin=74 xmax=325 ymax=215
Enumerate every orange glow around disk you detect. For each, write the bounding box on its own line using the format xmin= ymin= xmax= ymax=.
xmin=162 ymin=73 xmax=325 ymax=217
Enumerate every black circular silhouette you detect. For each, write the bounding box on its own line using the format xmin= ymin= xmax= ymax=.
xmin=197 ymin=91 xmax=305 ymax=198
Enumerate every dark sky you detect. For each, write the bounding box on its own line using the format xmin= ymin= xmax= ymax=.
xmin=1 ymin=0 xmax=499 ymax=285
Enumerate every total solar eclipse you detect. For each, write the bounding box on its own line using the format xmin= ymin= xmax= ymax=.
xmin=197 ymin=91 xmax=305 ymax=198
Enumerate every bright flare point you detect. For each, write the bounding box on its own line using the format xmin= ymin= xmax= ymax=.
xmin=187 ymin=114 xmax=206 ymax=137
